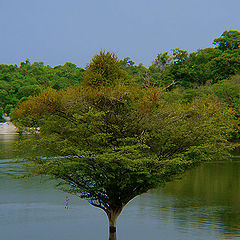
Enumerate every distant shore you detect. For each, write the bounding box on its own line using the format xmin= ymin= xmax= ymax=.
xmin=0 ymin=115 xmax=18 ymax=134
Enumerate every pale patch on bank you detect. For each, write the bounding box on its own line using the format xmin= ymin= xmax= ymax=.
xmin=0 ymin=122 xmax=18 ymax=134
xmin=0 ymin=115 xmax=18 ymax=134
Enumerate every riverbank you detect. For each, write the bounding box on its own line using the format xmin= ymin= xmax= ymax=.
xmin=0 ymin=115 xmax=18 ymax=134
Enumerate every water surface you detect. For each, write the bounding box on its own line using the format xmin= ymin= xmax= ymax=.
xmin=0 ymin=134 xmax=240 ymax=240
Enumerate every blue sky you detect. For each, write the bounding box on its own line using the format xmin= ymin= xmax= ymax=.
xmin=0 ymin=0 xmax=239 ymax=67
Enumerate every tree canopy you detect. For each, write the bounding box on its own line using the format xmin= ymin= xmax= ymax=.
xmin=14 ymin=51 xmax=237 ymax=240
xmin=0 ymin=60 xmax=84 ymax=117
xmin=213 ymin=30 xmax=240 ymax=51
xmin=82 ymin=50 xmax=129 ymax=87
xmin=1 ymin=30 xmax=240 ymax=127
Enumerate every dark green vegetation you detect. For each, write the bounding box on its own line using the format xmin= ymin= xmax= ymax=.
xmin=0 ymin=60 xmax=84 ymax=119
xmin=1 ymin=31 xmax=239 ymax=139
xmin=136 ymin=30 xmax=240 ymax=88
xmin=13 ymin=29 xmax=240 ymax=239
xmin=0 ymin=30 xmax=238 ymax=239
xmin=0 ymin=107 xmax=4 ymax=122
xmin=16 ymin=84 xmax=236 ymax=240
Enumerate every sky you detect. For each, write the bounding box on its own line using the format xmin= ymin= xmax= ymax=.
xmin=0 ymin=0 xmax=239 ymax=67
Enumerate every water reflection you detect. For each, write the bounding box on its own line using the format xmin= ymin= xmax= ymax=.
xmin=131 ymin=160 xmax=240 ymax=238
xmin=0 ymin=134 xmax=17 ymax=157
xmin=1 ymin=134 xmax=240 ymax=240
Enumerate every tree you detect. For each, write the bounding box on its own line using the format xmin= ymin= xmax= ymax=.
xmin=14 ymin=52 xmax=236 ymax=240
xmin=4 ymin=104 xmax=13 ymax=115
xmin=148 ymin=31 xmax=240 ymax=87
xmin=82 ymin=50 xmax=129 ymax=87
xmin=213 ymin=30 xmax=240 ymax=51
xmin=0 ymin=107 xmax=4 ymax=122
xmin=119 ymin=57 xmax=135 ymax=68
xmin=17 ymin=85 xmax=42 ymax=100
xmin=208 ymin=49 xmax=240 ymax=82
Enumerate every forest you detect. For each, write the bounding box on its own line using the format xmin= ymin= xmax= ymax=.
xmin=1 ymin=30 xmax=240 ymax=240
xmin=1 ymin=30 xmax=239 ymax=140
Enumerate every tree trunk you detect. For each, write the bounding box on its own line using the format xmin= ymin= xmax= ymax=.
xmin=107 ymin=209 xmax=122 ymax=240
xmin=109 ymin=228 xmax=116 ymax=240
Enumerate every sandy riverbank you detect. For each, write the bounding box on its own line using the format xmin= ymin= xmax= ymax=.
xmin=0 ymin=115 xmax=18 ymax=134
xmin=0 ymin=122 xmax=18 ymax=134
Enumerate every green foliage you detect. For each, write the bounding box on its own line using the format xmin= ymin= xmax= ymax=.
xmin=172 ymin=48 xmax=189 ymax=63
xmin=4 ymin=104 xmax=13 ymax=115
xmin=1 ymin=30 xmax=239 ymax=118
xmin=13 ymin=49 xmax=238 ymax=237
xmin=211 ymin=76 xmax=240 ymax=109
xmin=149 ymin=30 xmax=240 ymax=87
xmin=213 ymin=30 xmax=240 ymax=51
xmin=151 ymin=52 xmax=172 ymax=70
xmin=120 ymin=57 xmax=135 ymax=68
xmin=17 ymin=85 xmax=41 ymax=100
xmin=208 ymin=49 xmax=240 ymax=82
xmin=120 ymin=59 xmax=155 ymax=88
xmin=83 ymin=50 xmax=129 ymax=87
xmin=211 ymin=76 xmax=240 ymax=139
xmin=15 ymin=83 xmax=236 ymax=219
xmin=0 ymin=60 xmax=85 ymax=111
xmin=0 ymin=107 xmax=4 ymax=122
xmin=162 ymin=74 xmax=240 ymax=140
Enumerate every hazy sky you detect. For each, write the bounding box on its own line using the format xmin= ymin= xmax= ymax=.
xmin=0 ymin=0 xmax=239 ymax=67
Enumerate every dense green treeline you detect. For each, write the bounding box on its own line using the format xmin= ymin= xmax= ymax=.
xmin=0 ymin=60 xmax=84 ymax=116
xmin=121 ymin=30 xmax=240 ymax=140
xmin=120 ymin=30 xmax=240 ymax=88
xmin=1 ymin=30 xmax=240 ymax=134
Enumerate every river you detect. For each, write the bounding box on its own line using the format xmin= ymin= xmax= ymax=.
xmin=0 ymin=134 xmax=240 ymax=240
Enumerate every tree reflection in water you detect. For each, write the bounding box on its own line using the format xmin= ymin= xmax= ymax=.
xmin=1 ymin=134 xmax=239 ymax=240
xmin=140 ymin=159 xmax=240 ymax=238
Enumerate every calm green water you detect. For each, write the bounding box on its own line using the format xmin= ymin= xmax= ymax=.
xmin=0 ymin=134 xmax=240 ymax=240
